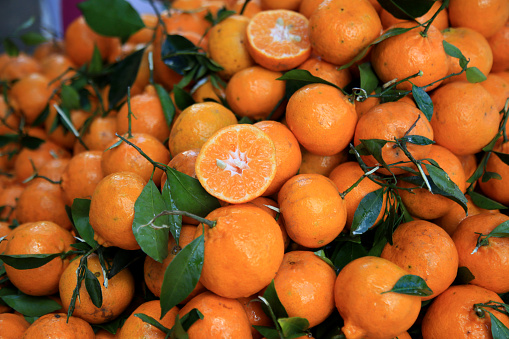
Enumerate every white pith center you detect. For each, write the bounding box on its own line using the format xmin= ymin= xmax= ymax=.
xmin=216 ymin=149 xmax=251 ymax=176
xmin=270 ymin=18 xmax=301 ymax=43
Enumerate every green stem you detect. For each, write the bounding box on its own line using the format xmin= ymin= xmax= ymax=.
xmin=239 ymin=0 xmax=252 ymax=16
xmin=421 ymin=0 xmax=448 ymax=37
xmin=340 ymin=166 xmax=379 ymax=199
xmin=151 ymin=210 xmax=216 ymax=228
xmin=115 ymin=133 xmax=167 ymax=172
xmin=127 ymin=87 xmax=134 ymax=138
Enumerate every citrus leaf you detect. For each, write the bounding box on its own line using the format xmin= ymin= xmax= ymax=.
xmin=487 ymin=310 xmax=509 ymax=339
xmin=467 ymin=190 xmax=507 ymax=210
xmin=134 ymin=314 xmax=171 ymax=333
xmin=455 ymin=266 xmax=475 ymax=284
xmin=494 ymin=151 xmax=509 ymax=166
xmin=61 ymin=85 xmax=81 ymax=110
xmin=482 ymin=171 xmax=502 ymax=182
xmin=170 ymin=314 xmax=188 ymax=339
xmin=133 ymin=180 xmax=170 ymax=263
xmin=399 ymin=135 xmax=434 ymax=146
xmin=442 ymin=40 xmax=466 ymax=62
xmin=71 ymin=198 xmax=98 ymax=247
xmin=0 ymin=134 xmax=20 ymax=148
xmin=359 ymin=139 xmax=389 ymax=167
xmin=0 ymin=253 xmax=63 ymax=270
xmin=377 ymin=0 xmax=434 ymax=20
xmin=380 ymin=88 xmax=411 ymax=103
xmin=482 ymin=220 xmax=509 ymax=240
xmin=88 ymin=44 xmax=103 ymax=73
xmin=313 ymin=249 xmax=335 ymax=270
xmin=382 ymin=274 xmax=433 ymax=296
xmin=278 ymin=317 xmax=310 ymax=338
xmin=262 ymin=280 xmax=288 ymax=319
xmin=332 ymin=241 xmax=368 ymax=272
xmin=3 ymin=38 xmax=19 ymax=57
xmin=20 ymin=32 xmax=47 ymax=45
xmin=412 ymin=85 xmax=433 ymax=121
xmin=252 ymin=326 xmax=280 ymax=339
xmin=358 ymin=62 xmax=379 ymax=95
xmin=161 ymin=175 xmax=182 ymax=245
xmin=107 ymin=249 xmax=144 ymax=279
xmin=0 ymin=294 xmax=61 ymax=317
xmin=467 ymin=155 xmax=488 ymax=184
xmin=84 ymin=266 xmax=103 ymax=308
xmin=172 ymin=85 xmax=195 ymax=111
xmin=277 ymin=69 xmax=345 ymax=97
xmin=180 ymin=308 xmax=204 ymax=332
xmin=78 ymin=0 xmax=145 ymax=43
xmin=160 ymin=234 xmax=204 ymax=318
xmin=351 ymin=188 xmax=384 ymax=236
xmin=108 ymin=47 xmax=146 ymax=109
xmin=154 ymin=84 xmax=176 ymax=128
xmin=466 ymin=67 xmax=487 ymax=83
xmin=425 ymin=163 xmax=468 ymax=210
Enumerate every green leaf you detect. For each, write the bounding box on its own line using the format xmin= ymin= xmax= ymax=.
xmin=482 ymin=220 xmax=509 ymax=241
xmin=161 ymin=175 xmax=182 ymax=245
xmin=0 ymin=294 xmax=61 ymax=317
xmin=134 ymin=314 xmax=170 ymax=333
xmin=78 ymin=0 xmax=145 ymax=43
xmin=19 ymin=32 xmax=47 ymax=45
xmin=154 ymin=84 xmax=176 ymax=128
xmin=71 ymin=198 xmax=98 ymax=247
xmin=382 ymin=274 xmax=433 ymax=296
xmin=180 ymin=308 xmax=204 ymax=332
xmin=108 ymin=47 xmax=146 ymax=109
xmin=160 ymin=234 xmax=204 ymax=318
xmin=277 ymin=69 xmax=345 ymax=98
xmin=425 ymin=163 xmax=468 ymax=211
xmin=252 ymin=326 xmax=281 ymax=339
xmin=313 ymin=250 xmax=335 ymax=270
xmin=14 ymin=17 xmax=35 ymax=33
xmin=358 ymin=62 xmax=379 ymax=95
xmin=467 ymin=155 xmax=489 ymax=184
xmin=332 ymin=241 xmax=368 ymax=272
xmin=377 ymin=0 xmax=434 ymax=20
xmin=412 ymin=85 xmax=433 ymax=121
xmin=3 ymin=38 xmax=19 ymax=57
xmin=278 ymin=317 xmax=310 ymax=338
xmin=467 ymin=190 xmax=507 ymax=210
xmin=487 ymin=310 xmax=509 ymax=339
xmin=351 ymin=188 xmax=384 ymax=236
xmin=494 ymin=151 xmax=509 ymax=166
xmin=262 ymin=280 xmax=288 ymax=319
xmin=88 ymin=45 xmax=103 ymax=73
xmin=482 ymin=171 xmax=502 ymax=182
xmin=466 ymin=67 xmax=487 ymax=83
xmin=442 ymin=40 xmax=466 ymax=61
xmin=61 ymin=85 xmax=81 ymax=110
xmin=359 ymin=139 xmax=389 ymax=168
xmin=0 ymin=134 xmax=20 ymax=148
xmin=84 ymin=266 xmax=103 ymax=308
xmin=107 ymin=249 xmax=144 ymax=279
xmin=455 ymin=266 xmax=475 ymax=284
xmin=379 ymin=89 xmax=412 ymax=103
xmin=0 ymin=253 xmax=63 ymax=270
xmin=133 ymin=180 xmax=170 ymax=263
xmin=399 ymin=135 xmax=435 ymax=146
xmin=164 ymin=168 xmax=221 ymax=219
xmin=172 ymin=85 xmax=195 ymax=112
xmin=170 ymin=314 xmax=188 ymax=339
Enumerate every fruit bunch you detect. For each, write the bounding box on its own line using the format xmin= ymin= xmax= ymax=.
xmin=0 ymin=0 xmax=509 ymax=338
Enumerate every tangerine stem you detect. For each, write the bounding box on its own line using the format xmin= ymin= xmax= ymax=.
xmin=339 ymin=166 xmax=380 ymax=199
xmin=151 ymin=210 xmax=216 ymax=228
xmin=239 ymin=0 xmax=252 ymax=16
xmin=421 ymin=0 xmax=447 ymax=37
xmin=115 ymin=133 xmax=168 ymax=172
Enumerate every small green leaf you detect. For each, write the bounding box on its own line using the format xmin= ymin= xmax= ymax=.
xmin=107 ymin=249 xmax=144 ymax=280
xmin=425 ymin=163 xmax=468 ymax=211
xmin=262 ymin=280 xmax=288 ymax=319
xmin=108 ymin=47 xmax=146 ymax=109
xmin=71 ymin=198 xmax=98 ymax=247
xmin=0 ymin=134 xmax=21 ymax=148
xmin=332 ymin=241 xmax=368 ymax=272
xmin=84 ymin=266 xmax=103 ymax=308
xmin=61 ymin=85 xmax=81 ymax=110
xmin=377 ymin=0 xmax=434 ymax=20
xmin=53 ymin=104 xmax=81 ymax=139
xmin=467 ymin=190 xmax=507 ymax=210
xmin=359 ymin=139 xmax=389 ymax=167
xmin=467 ymin=155 xmax=489 ymax=184
xmin=19 ymin=32 xmax=47 ymax=45
xmin=0 ymin=294 xmax=61 ymax=317
xmin=172 ymin=85 xmax=195 ymax=111
xmin=160 ymin=234 xmax=204 ymax=318
xmin=358 ymin=62 xmax=379 ymax=95
xmin=351 ymin=188 xmax=384 ymax=236
xmin=133 ymin=180 xmax=170 ymax=263
xmin=252 ymin=326 xmax=281 ymax=339
xmin=455 ymin=266 xmax=475 ymax=284
xmin=442 ymin=40 xmax=466 ymax=61
xmin=382 ymin=274 xmax=433 ymax=296
xmin=3 ymin=38 xmax=19 ymax=57
xmin=161 ymin=176 xmax=182 ymax=245
xmin=0 ymin=253 xmax=63 ymax=270
xmin=482 ymin=171 xmax=502 ymax=182
xmin=466 ymin=67 xmax=487 ymax=83
xmin=412 ymin=85 xmax=433 ymax=121
xmin=170 ymin=314 xmax=188 ymax=339
xmin=487 ymin=310 xmax=509 ymax=339
xmin=278 ymin=317 xmax=310 ymax=338
xmin=88 ymin=45 xmax=103 ymax=73
xmin=313 ymin=250 xmax=335 ymax=270
xmin=277 ymin=69 xmax=345 ymax=97
xmin=78 ymin=0 xmax=145 ymax=43
xmin=379 ymin=89 xmax=412 ymax=103
xmin=134 ymin=313 xmax=171 ymax=333
xmin=154 ymin=84 xmax=176 ymax=128
xmin=180 ymin=308 xmax=204 ymax=332
xmin=399 ymin=135 xmax=435 ymax=146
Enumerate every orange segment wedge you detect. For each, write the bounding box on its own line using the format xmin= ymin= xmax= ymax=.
xmin=246 ymin=9 xmax=311 ymax=71
xmin=195 ymin=124 xmax=277 ymax=204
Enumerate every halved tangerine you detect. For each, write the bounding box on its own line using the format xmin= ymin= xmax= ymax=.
xmin=195 ymin=124 xmax=277 ymax=204
xmin=246 ymin=9 xmax=311 ymax=71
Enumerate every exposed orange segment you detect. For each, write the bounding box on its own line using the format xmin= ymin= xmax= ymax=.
xmin=195 ymin=124 xmax=277 ymax=203
xmin=247 ymin=9 xmax=311 ymax=71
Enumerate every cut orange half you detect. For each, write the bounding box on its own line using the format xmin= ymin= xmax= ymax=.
xmin=195 ymin=124 xmax=277 ymax=204
xmin=246 ymin=9 xmax=311 ymax=71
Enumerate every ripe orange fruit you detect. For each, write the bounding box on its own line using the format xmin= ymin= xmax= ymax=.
xmin=33 ymin=40 xmax=65 ymax=61
xmin=489 ymin=21 xmax=509 ymax=72
xmin=430 ymin=81 xmax=499 ymax=156
xmin=0 ymin=184 xmax=24 ymax=222
xmin=22 ymin=313 xmax=95 ymax=339
xmin=441 ymin=27 xmax=493 ymax=84
xmin=273 ymin=250 xmax=336 ymax=327
xmin=195 ymin=124 xmax=277 ymax=204
xmin=168 ymin=102 xmax=237 ymax=157
xmin=61 ymin=151 xmax=104 ymax=206
xmin=0 ymin=221 xmax=12 ymax=254
xmin=286 ymin=83 xmax=357 ymax=156
xmin=3 ymin=221 xmax=75 ymax=296
xmin=227 ymin=0 xmax=262 ymax=18
xmin=161 ymin=148 xmax=200 ymax=190
xmin=380 ymin=1 xmax=449 ymax=31
xmin=118 ymin=301 xmax=179 ymax=339
xmin=208 ymin=15 xmax=255 ymax=79
xmin=309 ymin=0 xmax=382 ymax=66
xmin=246 ymin=9 xmax=311 ymax=71
xmin=225 ymin=66 xmax=286 ymax=120
xmin=298 ymin=147 xmax=348 ymax=176
xmin=298 ymin=0 xmax=323 ymax=18
xmin=452 ymin=212 xmax=509 ymax=294
xmin=195 ymin=204 xmax=285 ymax=298
xmin=381 ymin=220 xmax=458 ymax=300
xmin=421 ymin=284 xmax=509 ymax=338
xmin=59 ymin=253 xmax=135 ymax=324
xmin=101 ymin=133 xmax=170 ymax=187
xmin=479 ymin=142 xmax=509 ymax=205
xmin=127 ymin=13 xmax=158 ymax=45
xmin=253 ymin=120 xmax=302 ymax=196
xmin=0 ymin=53 xmax=41 ymax=81
xmin=9 ymin=73 xmax=52 ymax=124
xmin=329 ymin=161 xmax=385 ymax=230
xmin=298 ymin=55 xmax=352 ymax=89
xmin=40 ymin=53 xmax=76 ymax=86
xmin=45 ymin=107 xmax=90 ymax=150
xmin=73 ymin=115 xmax=117 ymax=153
xmin=248 ymin=196 xmax=290 ymax=249
xmin=0 ymin=95 xmax=21 ymax=135
xmin=371 ymin=22 xmax=449 ymax=91
xmin=353 ymin=101 xmax=434 ymax=175
xmin=448 ymin=0 xmax=509 ymax=38
xmin=238 ymin=294 xmax=272 ymax=339
xmin=89 ymin=172 xmax=146 ymax=250
xmin=278 ymin=173 xmax=347 ymax=248
xmin=0 ymin=313 xmax=30 ymax=338
xmin=335 ymin=256 xmax=422 ymax=339
xmin=260 ymin=0 xmax=301 ymax=11
xmin=480 ymin=73 xmax=509 ymax=113
xmin=179 ymin=291 xmax=253 ymax=338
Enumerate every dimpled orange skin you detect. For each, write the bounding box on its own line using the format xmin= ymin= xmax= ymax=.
xmin=179 ymin=291 xmax=253 ymax=339
xmin=61 ymin=151 xmax=104 ymax=206
xmin=89 ymin=172 xmax=146 ymax=250
xmin=195 ymin=204 xmax=285 ymax=299
xmin=9 ymin=73 xmax=52 ymax=124
xmin=381 ymin=220 xmax=459 ymax=301
xmin=273 ymin=250 xmax=337 ymax=328
xmin=278 ymin=173 xmax=347 ymax=248
xmin=3 ymin=221 xmax=75 ymax=296
xmin=0 ymin=311 xmax=30 ymax=337
xmin=448 ymin=0 xmax=509 ymax=38
xmin=22 ymin=313 xmax=95 ymax=339
xmin=452 ymin=213 xmax=509 ymax=294
xmin=335 ymin=256 xmax=422 ymax=339
xmin=421 ymin=284 xmax=509 ymax=338
xmin=118 ymin=301 xmax=179 ymax=339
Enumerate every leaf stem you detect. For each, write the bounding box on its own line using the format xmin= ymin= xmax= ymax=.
xmin=115 ymin=133 xmax=168 ymax=172
xmin=148 ymin=210 xmax=216 ymax=229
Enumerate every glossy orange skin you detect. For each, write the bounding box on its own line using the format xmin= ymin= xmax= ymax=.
xmin=195 ymin=204 xmax=285 ymax=299
xmin=335 ymin=256 xmax=421 ymax=339
xmin=479 ymin=142 xmax=509 ymax=205
xmin=73 ymin=116 xmax=117 ymax=153
xmin=61 ymin=151 xmax=104 ymax=206
xmin=298 ymin=148 xmax=348 ymax=177
xmin=274 ymin=250 xmax=336 ymax=327
xmin=371 ymin=22 xmax=449 ymax=91
xmin=299 ymin=0 xmax=324 ymax=18
xmin=480 ymin=73 xmax=509 ymax=113
xmin=0 ymin=313 xmax=30 ymax=338
xmin=381 ymin=220 xmax=459 ymax=301
xmin=0 ymin=53 xmax=41 ymax=81
xmin=40 ymin=53 xmax=76 ymax=86
xmin=298 ymin=56 xmax=352 ymax=89
xmin=3 ymin=221 xmax=75 ymax=296
xmin=118 ymin=301 xmax=178 ymax=339
xmin=278 ymin=173 xmax=347 ymax=248
xmin=179 ymin=291 xmax=253 ymax=338
xmin=0 ymin=184 xmax=24 ymax=222
xmin=9 ymin=73 xmax=52 ymax=124
xmin=421 ymin=284 xmax=509 ymax=338
xmin=430 ymin=82 xmax=499 ymax=156
xmin=286 ymin=83 xmax=357 ymax=156
xmin=452 ymin=213 xmax=509 ymax=294
xmin=23 ymin=313 xmax=95 ymax=339
xmin=448 ymin=0 xmax=509 ymax=38
xmin=489 ymin=21 xmax=509 ymax=72
xmin=248 ymin=196 xmax=290 ymax=249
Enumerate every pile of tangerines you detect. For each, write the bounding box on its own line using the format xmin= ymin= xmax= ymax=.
xmin=0 ymin=0 xmax=509 ymax=338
